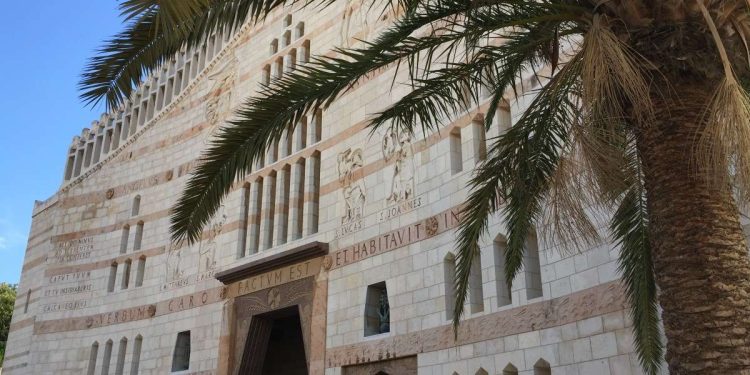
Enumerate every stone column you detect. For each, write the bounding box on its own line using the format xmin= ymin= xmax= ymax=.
xmin=287 ymin=160 xmax=305 ymax=242
xmin=303 ymin=154 xmax=320 ymax=236
xmin=274 ymin=167 xmax=289 ymax=247
xmin=259 ymin=174 xmax=276 ymax=250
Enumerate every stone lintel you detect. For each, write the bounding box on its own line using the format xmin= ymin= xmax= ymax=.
xmin=215 ymin=241 xmax=328 ymax=284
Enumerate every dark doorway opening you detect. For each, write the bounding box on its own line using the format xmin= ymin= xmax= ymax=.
xmin=261 ymin=308 xmax=307 ymax=375
xmin=239 ymin=306 xmax=308 ymax=375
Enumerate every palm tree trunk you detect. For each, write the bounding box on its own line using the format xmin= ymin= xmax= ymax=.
xmin=636 ymin=82 xmax=750 ymax=374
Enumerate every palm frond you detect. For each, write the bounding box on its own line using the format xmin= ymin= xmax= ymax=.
xmin=452 ymin=52 xmax=583 ymax=330
xmin=170 ymin=0 xmax=480 ymax=244
xmin=610 ymin=139 xmax=662 ymax=375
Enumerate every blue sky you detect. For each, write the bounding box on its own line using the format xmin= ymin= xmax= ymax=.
xmin=0 ymin=2 xmax=122 ymax=283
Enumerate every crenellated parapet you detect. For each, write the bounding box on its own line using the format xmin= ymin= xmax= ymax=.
xmin=62 ymin=27 xmax=241 ymax=186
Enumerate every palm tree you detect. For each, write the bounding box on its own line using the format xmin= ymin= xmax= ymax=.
xmin=80 ymin=0 xmax=750 ymax=373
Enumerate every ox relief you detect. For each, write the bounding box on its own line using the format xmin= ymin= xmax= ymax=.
xmin=335 ymin=148 xmax=366 ymax=238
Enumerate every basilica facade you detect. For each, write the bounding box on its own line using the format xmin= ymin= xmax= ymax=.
xmin=5 ymin=4 xmax=645 ymax=374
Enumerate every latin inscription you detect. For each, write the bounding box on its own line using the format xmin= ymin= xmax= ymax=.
xmin=328 ymin=207 xmax=461 ymax=270
xmin=48 ymin=271 xmax=91 ymax=284
xmin=376 ymin=195 xmax=423 ymax=222
xmin=44 ymin=284 xmax=92 ymax=297
xmin=52 ymin=237 xmax=93 ymax=263
xmin=41 ymin=300 xmax=88 ymax=312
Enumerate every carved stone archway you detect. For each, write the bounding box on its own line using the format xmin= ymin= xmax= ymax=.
xmin=215 ymin=242 xmax=329 ymax=375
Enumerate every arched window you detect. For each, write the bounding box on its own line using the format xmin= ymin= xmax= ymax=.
xmin=364 ymin=282 xmax=390 ymax=336
xmin=299 ymin=40 xmax=310 ymax=64
xmin=475 ymin=368 xmax=489 ymax=375
xmin=275 ymin=164 xmax=291 ymax=246
xmin=282 ymin=30 xmax=291 ymax=48
xmin=120 ymin=224 xmax=130 ymax=254
xmin=133 ymin=221 xmax=144 ymax=251
xmin=534 ymin=358 xmax=551 ymax=375
xmin=87 ymin=341 xmax=99 ymax=375
xmin=295 ymin=22 xmax=305 ymax=39
xmin=469 ymin=252 xmax=484 ymax=313
xmin=130 ymin=335 xmax=143 ymax=375
xmin=450 ymin=128 xmax=463 ymax=174
xmin=135 ymin=256 xmax=146 ymax=287
xmin=471 ymin=120 xmax=487 ymax=162
xmin=262 ymin=65 xmax=271 ymax=85
xmin=494 ymin=235 xmax=512 ymax=307
xmin=524 ymin=230 xmax=543 ymax=299
xmin=108 ymin=262 xmax=118 ymax=293
xmin=283 ymin=14 xmax=292 ymax=27
xmin=101 ymin=340 xmax=113 ymax=375
xmin=115 ymin=337 xmax=128 ymax=375
xmin=121 ymin=259 xmax=132 ymax=290
xmin=270 ymin=39 xmax=279 ymax=54
xmin=274 ymin=57 xmax=284 ymax=80
xmin=306 ymin=151 xmax=321 ymax=235
xmin=171 ymin=331 xmax=191 ymax=371
xmin=444 ymin=253 xmax=457 ymax=320
xmin=502 ymin=363 xmax=519 ymax=375
xmin=237 ymin=183 xmax=251 ymax=258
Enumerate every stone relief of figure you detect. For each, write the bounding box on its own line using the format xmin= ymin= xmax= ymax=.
xmin=382 ymin=128 xmax=415 ymax=204
xmin=166 ymin=240 xmax=184 ymax=282
xmin=339 ymin=0 xmax=369 ymax=47
xmin=204 ymin=57 xmax=237 ymax=140
xmin=199 ymin=204 xmax=227 ymax=274
xmin=338 ymin=148 xmax=366 ymax=224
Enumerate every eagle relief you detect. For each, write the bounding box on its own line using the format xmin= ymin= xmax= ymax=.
xmin=378 ymin=128 xmax=423 ymax=222
xmin=204 ymin=56 xmax=237 ymax=142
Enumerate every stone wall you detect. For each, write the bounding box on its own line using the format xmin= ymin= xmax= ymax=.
xmin=4 ymin=2 xmax=654 ymax=375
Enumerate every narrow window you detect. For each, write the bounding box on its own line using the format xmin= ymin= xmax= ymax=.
xmin=93 ymin=135 xmax=103 ymax=164
xmin=449 ymin=128 xmax=463 ymax=174
xmin=282 ymin=30 xmax=291 ymax=48
xmin=305 ymin=152 xmax=320 ymax=235
xmin=471 ymin=120 xmax=487 ymax=162
xmin=295 ymin=22 xmax=305 ymax=39
xmin=364 ymin=282 xmax=390 ymax=336
xmin=494 ymin=235 xmax=512 ymax=307
xmin=292 ymin=158 xmax=306 ymax=240
xmin=24 ymin=290 xmax=30 ymax=313
xmin=283 ymin=14 xmax=293 ymax=27
xmin=503 ymin=364 xmax=519 ymax=375
xmin=248 ymin=179 xmax=263 ymax=255
xmin=300 ymin=40 xmax=310 ymax=64
xmin=476 ymin=369 xmax=489 ymax=375
xmin=237 ymin=183 xmax=251 ymax=258
xmin=533 ymin=359 xmax=551 ymax=375
xmin=295 ymin=116 xmax=308 ymax=151
xmin=101 ymin=340 xmax=113 ymax=375
xmin=131 ymin=196 xmax=141 ymax=216
xmin=261 ymin=171 xmax=277 ymax=250
xmin=497 ymin=103 xmax=512 ymax=135
xmin=310 ymin=109 xmax=322 ymax=144
xmin=115 ymin=337 xmax=128 ymax=375
xmin=130 ymin=335 xmax=143 ymax=375
xmin=469 ymin=254 xmax=484 ymax=313
xmin=262 ymin=65 xmax=271 ymax=86
xmin=444 ymin=253 xmax=457 ymax=320
xmin=65 ymin=154 xmax=75 ymax=180
xmin=147 ymin=93 xmax=157 ymax=119
xmin=133 ymin=221 xmax=144 ymax=251
xmin=104 ymin=129 xmax=113 ymax=154
xmin=108 ymin=262 xmax=118 ymax=293
xmin=286 ymin=50 xmax=297 ymax=73
xmin=274 ymin=57 xmax=284 ymax=80
xmin=84 ymin=141 xmax=94 ymax=167
xmin=275 ymin=165 xmax=291 ymax=246
xmin=135 ymin=256 xmax=146 ymax=287
xmin=524 ymin=230 xmax=543 ymax=299
xmin=87 ymin=341 xmax=99 ymax=375
xmin=171 ymin=331 xmax=191 ymax=372
xmin=120 ymin=225 xmax=130 ymax=254
xmin=74 ymin=149 xmax=85 ymax=177
xmin=121 ymin=259 xmax=132 ymax=290
xmin=270 ymin=39 xmax=279 ymax=54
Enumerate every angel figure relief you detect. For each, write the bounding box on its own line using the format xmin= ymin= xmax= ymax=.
xmin=198 ymin=205 xmax=227 ymax=274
